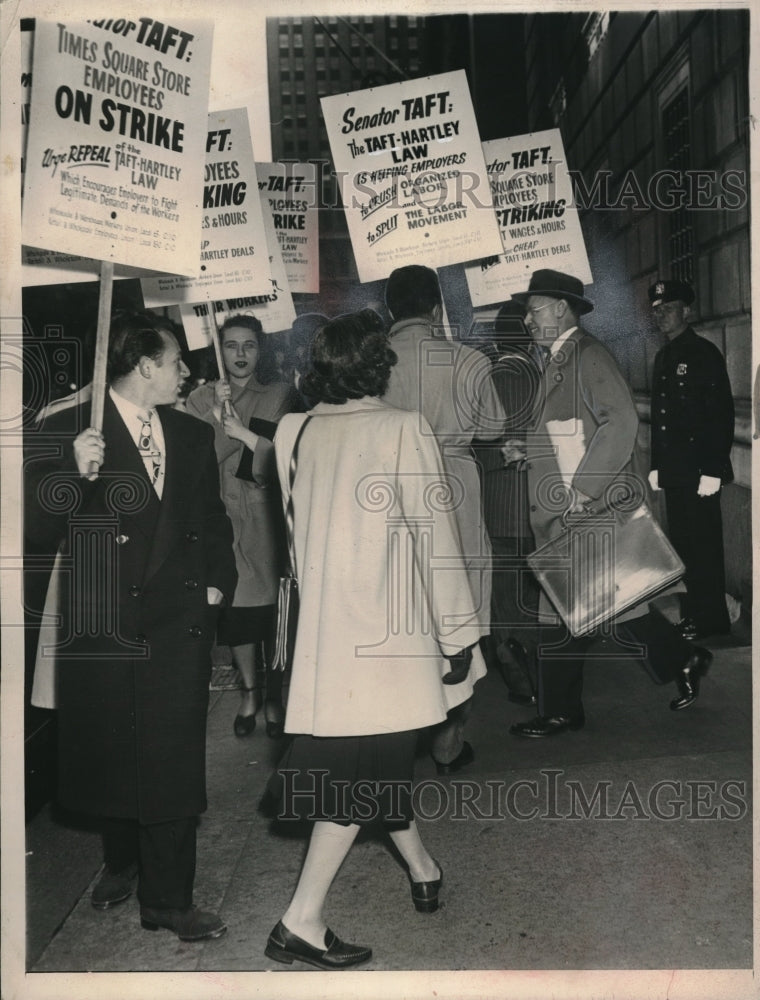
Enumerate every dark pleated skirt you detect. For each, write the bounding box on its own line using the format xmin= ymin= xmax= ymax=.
xmin=217 ymin=604 xmax=275 ymax=647
xmin=277 ymin=729 xmax=419 ymax=829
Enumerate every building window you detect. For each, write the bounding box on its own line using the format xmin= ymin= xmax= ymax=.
xmin=550 ymin=78 xmax=567 ymax=123
xmin=583 ymin=12 xmax=609 ymax=60
xmin=661 ymin=85 xmax=694 ymax=283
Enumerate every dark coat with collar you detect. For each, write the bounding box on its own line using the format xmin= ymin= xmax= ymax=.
xmin=25 ymin=395 xmax=237 ymax=824
xmin=650 ymin=326 xmax=734 ymax=488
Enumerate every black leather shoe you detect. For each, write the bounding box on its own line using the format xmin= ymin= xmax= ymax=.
xmin=265 ymin=920 xmax=372 ymax=970
xmin=409 ymin=860 xmax=443 ymax=913
xmin=434 ymin=740 xmax=474 ymax=775
xmin=510 ymin=711 xmax=585 ymax=738
xmin=140 ymin=905 xmax=227 ymax=941
xmin=234 ymin=687 xmax=257 ymax=738
xmin=91 ymin=863 xmax=138 ymax=910
xmin=508 ymin=690 xmax=537 ymax=706
xmin=670 ymin=647 xmax=712 ymax=711
xmin=264 ymin=700 xmax=285 ymax=739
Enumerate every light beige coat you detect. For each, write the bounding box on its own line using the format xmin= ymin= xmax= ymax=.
xmin=274 ymin=397 xmax=487 ymax=737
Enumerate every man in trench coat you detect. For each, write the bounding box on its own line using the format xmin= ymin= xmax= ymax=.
xmin=382 ymin=265 xmax=507 ymax=772
xmin=25 ymin=311 xmax=237 ymax=940
xmin=506 ymin=270 xmax=711 ymax=738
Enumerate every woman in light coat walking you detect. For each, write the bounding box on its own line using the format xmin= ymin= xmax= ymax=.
xmin=265 ymin=309 xmax=486 ymax=970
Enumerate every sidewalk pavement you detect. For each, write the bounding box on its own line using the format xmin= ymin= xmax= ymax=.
xmin=24 ymin=621 xmax=753 ymax=991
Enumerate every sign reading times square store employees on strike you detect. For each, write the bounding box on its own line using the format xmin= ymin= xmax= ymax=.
xmin=465 ymin=129 xmax=592 ymax=306
xmin=22 ymin=18 xmax=213 ymax=277
xmin=321 ymin=70 xmax=503 ymax=283
xmin=142 ymin=108 xmax=272 ymax=305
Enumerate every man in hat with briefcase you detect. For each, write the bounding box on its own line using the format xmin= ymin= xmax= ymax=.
xmin=507 ymin=270 xmax=711 ymax=738
xmin=648 ymin=278 xmax=734 ymax=642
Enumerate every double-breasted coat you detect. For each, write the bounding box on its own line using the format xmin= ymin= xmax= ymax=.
xmin=25 ymin=396 xmax=237 ymax=824
xmin=274 ymin=398 xmax=487 ymax=738
xmin=526 ymin=328 xmax=644 ymax=623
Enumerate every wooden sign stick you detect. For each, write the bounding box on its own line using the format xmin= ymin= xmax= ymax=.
xmin=87 ymin=260 xmax=114 ymax=479
xmin=208 ymin=305 xmax=231 ymax=416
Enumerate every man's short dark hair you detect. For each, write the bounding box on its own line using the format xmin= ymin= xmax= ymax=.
xmin=107 ymin=310 xmax=176 ymax=382
xmin=301 ymin=309 xmax=396 ymax=404
xmin=384 ymin=265 xmax=442 ymax=321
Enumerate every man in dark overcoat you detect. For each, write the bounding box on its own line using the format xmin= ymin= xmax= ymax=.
xmin=648 ymin=279 xmax=734 ymax=640
xmin=474 ymin=301 xmax=541 ymax=705
xmin=506 ymin=270 xmax=711 ymax=738
xmin=25 ymin=311 xmax=237 ymax=940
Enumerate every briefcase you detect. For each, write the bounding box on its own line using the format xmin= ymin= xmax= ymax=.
xmin=527 ymin=503 xmax=684 ymax=637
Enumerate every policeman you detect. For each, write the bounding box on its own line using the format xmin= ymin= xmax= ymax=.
xmin=648 ymin=279 xmax=734 ymax=640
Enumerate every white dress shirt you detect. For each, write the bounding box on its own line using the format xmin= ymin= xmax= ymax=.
xmin=109 ymin=387 xmax=165 ymax=498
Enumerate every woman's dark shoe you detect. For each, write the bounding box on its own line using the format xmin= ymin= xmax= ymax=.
xmin=265 ymin=920 xmax=372 ymax=970
xmin=670 ymin=647 xmax=712 ymax=711
xmin=409 ymin=860 xmax=443 ymax=913
xmin=233 ymin=687 xmax=257 ymax=738
xmin=264 ymin=699 xmax=285 ymax=739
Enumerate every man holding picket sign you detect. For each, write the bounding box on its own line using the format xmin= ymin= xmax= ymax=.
xmin=25 ymin=310 xmax=237 ymax=941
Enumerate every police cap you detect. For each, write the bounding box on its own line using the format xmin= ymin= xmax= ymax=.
xmin=648 ymin=279 xmax=695 ymax=308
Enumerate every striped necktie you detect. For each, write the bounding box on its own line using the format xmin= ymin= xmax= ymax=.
xmin=138 ymin=411 xmax=162 ymax=493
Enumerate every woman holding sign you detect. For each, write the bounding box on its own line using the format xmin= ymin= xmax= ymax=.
xmin=186 ymin=314 xmax=300 ymax=739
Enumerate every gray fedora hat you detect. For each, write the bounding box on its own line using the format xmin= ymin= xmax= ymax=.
xmin=510 ymin=268 xmax=594 ymax=314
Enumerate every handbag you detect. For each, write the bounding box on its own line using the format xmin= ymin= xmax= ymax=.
xmin=271 ymin=416 xmax=312 ymax=672
xmin=527 ymin=500 xmax=684 ymax=638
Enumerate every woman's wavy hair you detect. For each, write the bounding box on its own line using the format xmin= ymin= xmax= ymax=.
xmin=300 ymin=308 xmax=396 ymax=404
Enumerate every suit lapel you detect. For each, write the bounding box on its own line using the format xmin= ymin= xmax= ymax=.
xmin=142 ymin=408 xmax=196 ymax=586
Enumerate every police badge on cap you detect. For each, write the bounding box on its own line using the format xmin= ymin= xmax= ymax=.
xmin=648 ymin=279 xmax=695 ymax=308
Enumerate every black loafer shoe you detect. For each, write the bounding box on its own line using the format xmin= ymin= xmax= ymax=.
xmin=91 ymin=863 xmax=138 ymax=910
xmin=265 ymin=920 xmax=372 ymax=970
xmin=140 ymin=905 xmax=227 ymax=941
xmin=409 ymin=860 xmax=443 ymax=913
xmin=434 ymin=740 xmax=474 ymax=776
xmin=510 ymin=711 xmax=585 ymax=738
xmin=670 ymin=646 xmax=712 ymax=711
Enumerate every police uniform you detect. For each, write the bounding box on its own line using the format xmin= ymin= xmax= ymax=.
xmin=649 ymin=279 xmax=734 ymax=637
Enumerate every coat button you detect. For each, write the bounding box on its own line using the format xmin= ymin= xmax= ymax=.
xmin=185 ymin=531 xmax=198 ymax=542
xmin=128 ymin=585 xmax=141 ymax=597
xmin=661 ymin=425 xmax=666 ymax=430
xmin=184 ymin=579 xmax=199 ymax=590
xmin=530 ymin=505 xmax=537 ymax=512
xmin=116 ymin=534 xmax=130 ymax=545
xmin=189 ymin=626 xmax=203 ymax=638
xmin=135 ymin=633 xmax=147 ymax=644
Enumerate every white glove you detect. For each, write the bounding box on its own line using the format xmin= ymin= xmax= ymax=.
xmin=697 ymin=475 xmax=721 ymax=497
xmin=648 ymin=470 xmax=660 ymax=491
